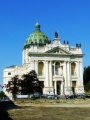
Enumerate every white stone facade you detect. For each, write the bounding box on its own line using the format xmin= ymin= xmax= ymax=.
xmin=3 ymin=23 xmax=84 ymax=99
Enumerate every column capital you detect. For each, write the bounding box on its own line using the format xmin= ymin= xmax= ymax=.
xmin=45 ymin=60 xmax=49 ymax=62
xmin=35 ymin=60 xmax=38 ymax=62
xmin=66 ymin=60 xmax=71 ymax=63
xmin=49 ymin=60 xmax=52 ymax=64
xmin=45 ymin=61 xmax=48 ymax=64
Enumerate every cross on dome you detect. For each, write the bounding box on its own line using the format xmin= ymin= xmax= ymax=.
xmin=35 ymin=22 xmax=41 ymax=31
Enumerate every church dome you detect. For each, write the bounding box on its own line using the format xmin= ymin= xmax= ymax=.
xmin=24 ymin=23 xmax=50 ymax=49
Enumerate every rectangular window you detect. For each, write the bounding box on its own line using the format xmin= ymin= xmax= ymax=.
xmin=8 ymin=72 xmax=11 ymax=75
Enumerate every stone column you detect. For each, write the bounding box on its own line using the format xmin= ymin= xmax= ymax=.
xmin=49 ymin=61 xmax=54 ymax=94
xmin=43 ymin=61 xmax=49 ymax=94
xmin=76 ymin=61 xmax=84 ymax=94
xmin=49 ymin=61 xmax=53 ymax=87
xmin=79 ymin=61 xmax=84 ymax=93
xmin=67 ymin=61 xmax=71 ymax=87
xmin=75 ymin=62 xmax=78 ymax=76
xmin=79 ymin=61 xmax=83 ymax=86
xmin=63 ymin=61 xmax=67 ymax=87
xmin=45 ymin=61 xmax=49 ymax=87
xmin=75 ymin=61 xmax=79 ymax=94
xmin=30 ymin=60 xmax=35 ymax=70
xmin=54 ymin=62 xmax=55 ymax=75
xmin=22 ymin=50 xmax=24 ymax=65
xmin=43 ymin=61 xmax=45 ymax=77
xmin=64 ymin=61 xmax=72 ymax=95
xmin=26 ymin=48 xmax=28 ymax=63
xmin=54 ymin=81 xmax=57 ymax=94
xmin=23 ymin=49 xmax=26 ymax=64
xmin=61 ymin=81 xmax=64 ymax=95
xmin=76 ymin=62 xmax=79 ymax=86
xmin=35 ymin=60 xmax=38 ymax=75
xmin=77 ymin=61 xmax=80 ymax=86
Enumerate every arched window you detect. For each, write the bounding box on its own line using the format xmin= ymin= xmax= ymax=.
xmin=38 ymin=62 xmax=44 ymax=76
xmin=71 ymin=62 xmax=76 ymax=75
xmin=55 ymin=62 xmax=60 ymax=75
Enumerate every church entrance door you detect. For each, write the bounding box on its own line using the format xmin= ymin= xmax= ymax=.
xmin=72 ymin=81 xmax=76 ymax=95
xmin=39 ymin=81 xmax=44 ymax=94
xmin=57 ymin=81 xmax=61 ymax=95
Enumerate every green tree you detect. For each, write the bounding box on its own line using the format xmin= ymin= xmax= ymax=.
xmin=83 ymin=66 xmax=90 ymax=91
xmin=6 ymin=70 xmax=41 ymax=99
xmin=84 ymin=83 xmax=90 ymax=92
xmin=83 ymin=66 xmax=90 ymax=84
xmin=6 ymin=75 xmax=21 ymax=100
xmin=0 ymin=91 xmax=6 ymax=99
xmin=21 ymin=70 xmax=40 ymax=95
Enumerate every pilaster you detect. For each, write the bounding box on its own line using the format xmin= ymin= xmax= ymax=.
xmin=64 ymin=61 xmax=73 ymax=96
xmin=30 ymin=60 xmax=35 ymax=70
xmin=25 ymin=48 xmax=28 ymax=63
xmin=77 ymin=61 xmax=80 ymax=86
xmin=49 ymin=61 xmax=53 ymax=87
xmin=79 ymin=61 xmax=83 ymax=86
xmin=75 ymin=61 xmax=84 ymax=94
xmin=35 ymin=60 xmax=38 ymax=74
xmin=67 ymin=61 xmax=71 ymax=87
xmin=61 ymin=81 xmax=64 ymax=95
xmin=63 ymin=61 xmax=67 ymax=87
xmin=54 ymin=81 xmax=57 ymax=94
xmin=45 ymin=61 xmax=49 ymax=87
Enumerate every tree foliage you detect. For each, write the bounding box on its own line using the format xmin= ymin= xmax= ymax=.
xmin=83 ymin=66 xmax=90 ymax=84
xmin=0 ymin=91 xmax=6 ymax=99
xmin=21 ymin=70 xmax=40 ymax=94
xmin=6 ymin=70 xmax=40 ymax=99
xmin=83 ymin=66 xmax=90 ymax=91
xmin=84 ymin=83 xmax=90 ymax=92
xmin=6 ymin=75 xmax=21 ymax=100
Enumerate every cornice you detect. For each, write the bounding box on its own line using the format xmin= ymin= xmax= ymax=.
xmin=28 ymin=52 xmax=83 ymax=57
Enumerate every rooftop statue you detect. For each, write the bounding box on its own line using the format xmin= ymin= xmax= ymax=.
xmin=55 ymin=32 xmax=58 ymax=38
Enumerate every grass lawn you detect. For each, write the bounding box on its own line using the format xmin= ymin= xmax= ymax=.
xmin=8 ymin=106 xmax=90 ymax=120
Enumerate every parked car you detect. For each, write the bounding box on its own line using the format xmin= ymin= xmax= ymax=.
xmin=29 ymin=92 xmax=41 ymax=99
xmin=41 ymin=94 xmax=48 ymax=98
xmin=76 ymin=93 xmax=86 ymax=99
xmin=33 ymin=92 xmax=41 ymax=98
xmin=47 ymin=94 xmax=59 ymax=99
xmin=65 ymin=94 xmax=74 ymax=99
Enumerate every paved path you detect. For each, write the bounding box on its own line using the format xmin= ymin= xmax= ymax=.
xmin=39 ymin=104 xmax=90 ymax=107
xmin=16 ymin=103 xmax=90 ymax=108
xmin=15 ymin=99 xmax=90 ymax=108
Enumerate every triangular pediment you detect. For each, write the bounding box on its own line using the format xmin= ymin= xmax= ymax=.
xmin=45 ymin=46 xmax=71 ymax=55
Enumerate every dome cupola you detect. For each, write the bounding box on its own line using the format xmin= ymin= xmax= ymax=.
xmin=24 ymin=23 xmax=50 ymax=49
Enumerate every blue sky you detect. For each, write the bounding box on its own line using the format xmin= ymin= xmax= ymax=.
xmin=0 ymin=0 xmax=90 ymax=86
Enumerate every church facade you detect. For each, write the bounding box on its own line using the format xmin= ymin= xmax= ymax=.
xmin=3 ymin=23 xmax=84 ymax=99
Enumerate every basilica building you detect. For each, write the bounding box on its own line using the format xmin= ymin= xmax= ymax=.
xmin=3 ymin=23 xmax=84 ymax=99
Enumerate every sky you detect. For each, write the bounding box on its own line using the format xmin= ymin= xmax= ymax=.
xmin=0 ymin=0 xmax=90 ymax=86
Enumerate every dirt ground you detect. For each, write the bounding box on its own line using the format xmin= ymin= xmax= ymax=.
xmin=7 ymin=99 xmax=90 ymax=120
xmin=8 ymin=106 xmax=90 ymax=120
